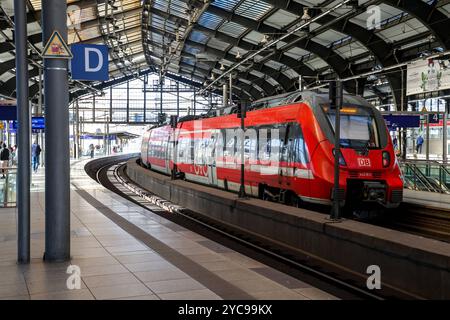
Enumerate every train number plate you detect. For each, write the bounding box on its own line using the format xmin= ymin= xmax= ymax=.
xmin=357 ymin=158 xmax=371 ymax=167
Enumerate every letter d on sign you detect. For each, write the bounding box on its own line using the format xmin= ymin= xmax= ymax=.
xmin=85 ymin=48 xmax=103 ymax=72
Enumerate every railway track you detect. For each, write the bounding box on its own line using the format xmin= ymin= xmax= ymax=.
xmin=86 ymin=155 xmax=427 ymax=300
xmin=85 ymin=155 xmax=450 ymax=299
xmin=379 ymin=204 xmax=450 ymax=243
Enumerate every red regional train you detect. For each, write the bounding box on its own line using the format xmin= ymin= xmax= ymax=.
xmin=140 ymin=90 xmax=403 ymax=211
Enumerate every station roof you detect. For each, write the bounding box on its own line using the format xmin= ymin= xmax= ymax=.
xmin=1 ymin=0 xmax=450 ymax=106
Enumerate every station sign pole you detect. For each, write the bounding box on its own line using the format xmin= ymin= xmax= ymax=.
xmin=238 ymin=101 xmax=247 ymax=199
xmin=14 ymin=0 xmax=31 ymax=264
xmin=331 ymin=81 xmax=343 ymax=220
xmin=42 ymin=0 xmax=71 ymax=262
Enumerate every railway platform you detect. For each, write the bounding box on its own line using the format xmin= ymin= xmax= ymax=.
xmin=403 ymin=189 xmax=450 ymax=211
xmin=0 ymin=159 xmax=337 ymax=300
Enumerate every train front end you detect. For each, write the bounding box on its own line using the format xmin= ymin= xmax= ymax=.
xmin=310 ymin=94 xmax=403 ymax=210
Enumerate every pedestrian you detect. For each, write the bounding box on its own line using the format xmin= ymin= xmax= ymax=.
xmin=12 ymin=145 xmax=18 ymax=166
xmin=0 ymin=143 xmax=10 ymax=178
xmin=416 ymin=135 xmax=424 ymax=154
xmin=31 ymin=141 xmax=42 ymax=173
xmin=89 ymin=144 xmax=95 ymax=159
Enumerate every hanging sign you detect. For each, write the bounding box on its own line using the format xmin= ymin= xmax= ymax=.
xmin=407 ymin=58 xmax=450 ymax=95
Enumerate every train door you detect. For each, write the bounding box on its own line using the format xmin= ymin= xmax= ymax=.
xmin=164 ymin=131 xmax=171 ymax=174
xmin=278 ymin=124 xmax=289 ymax=187
xmin=207 ymin=131 xmax=218 ymax=186
xmin=292 ymin=123 xmax=311 ymax=198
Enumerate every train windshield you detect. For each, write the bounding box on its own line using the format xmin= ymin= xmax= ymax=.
xmin=323 ymin=106 xmax=380 ymax=149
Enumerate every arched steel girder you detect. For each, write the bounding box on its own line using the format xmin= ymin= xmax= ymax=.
xmin=176 ymin=59 xmax=256 ymax=100
xmin=0 ymin=59 xmax=16 ymax=75
xmin=143 ymin=35 xmax=263 ymax=100
xmin=173 ymin=53 xmax=263 ymax=100
xmin=262 ymin=0 xmax=450 ymax=106
xmin=206 ymin=5 xmax=353 ymax=80
xmin=0 ymin=33 xmax=41 ymax=55
xmin=261 ymin=0 xmax=401 ymax=100
xmin=145 ymin=8 xmax=287 ymax=95
xmin=0 ymin=67 xmax=40 ymax=98
xmin=383 ymin=0 xmax=450 ymax=49
xmin=29 ymin=83 xmax=40 ymax=99
xmin=186 ymin=40 xmax=285 ymax=93
xmin=176 ymin=56 xmax=264 ymax=100
xmin=178 ymin=56 xmax=267 ymax=100
xmin=193 ymin=24 xmax=318 ymax=88
xmin=148 ymin=7 xmax=317 ymax=92
xmin=179 ymin=66 xmax=255 ymax=101
xmin=144 ymin=25 xmax=281 ymax=96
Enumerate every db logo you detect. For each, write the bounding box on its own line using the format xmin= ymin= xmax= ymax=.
xmin=358 ymin=158 xmax=371 ymax=167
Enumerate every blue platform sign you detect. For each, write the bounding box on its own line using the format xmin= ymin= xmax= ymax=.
xmin=383 ymin=115 xmax=421 ymax=129
xmin=0 ymin=105 xmax=16 ymax=120
xmin=12 ymin=117 xmax=45 ymax=130
xmin=70 ymin=44 xmax=109 ymax=81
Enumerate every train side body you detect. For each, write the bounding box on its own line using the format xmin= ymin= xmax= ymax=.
xmin=141 ymin=93 xmax=403 ymax=209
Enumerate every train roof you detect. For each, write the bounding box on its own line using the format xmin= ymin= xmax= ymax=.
xmin=249 ymin=89 xmax=372 ymax=113
xmin=148 ymin=89 xmax=375 ymax=130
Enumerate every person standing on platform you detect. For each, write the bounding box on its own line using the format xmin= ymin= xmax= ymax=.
xmin=12 ymin=145 xmax=18 ymax=166
xmin=31 ymin=141 xmax=42 ymax=173
xmin=0 ymin=143 xmax=10 ymax=178
xmin=89 ymin=144 xmax=95 ymax=159
xmin=416 ymin=135 xmax=424 ymax=154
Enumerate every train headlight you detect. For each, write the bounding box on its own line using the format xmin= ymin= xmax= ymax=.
xmin=382 ymin=151 xmax=390 ymax=168
xmin=332 ymin=149 xmax=347 ymax=166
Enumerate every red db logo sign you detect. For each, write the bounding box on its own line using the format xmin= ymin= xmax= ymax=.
xmin=358 ymin=158 xmax=371 ymax=167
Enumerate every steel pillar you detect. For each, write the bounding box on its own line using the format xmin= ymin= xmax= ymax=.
xmin=444 ymin=100 xmax=449 ymax=162
xmin=42 ymin=0 xmax=71 ymax=262
xmin=331 ymin=81 xmax=343 ymax=220
xmin=15 ymin=0 xmax=31 ymax=264
xmin=193 ymin=88 xmax=196 ymax=116
xmin=176 ymin=82 xmax=180 ymax=117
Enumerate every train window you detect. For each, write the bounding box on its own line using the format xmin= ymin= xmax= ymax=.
xmin=244 ymin=133 xmax=257 ymax=161
xmin=177 ymin=138 xmax=185 ymax=160
xmin=323 ymin=105 xmax=381 ymax=149
xmin=190 ymin=139 xmax=195 ymax=163
xmin=293 ymin=124 xmax=309 ymax=165
xmin=257 ymin=126 xmax=271 ymax=161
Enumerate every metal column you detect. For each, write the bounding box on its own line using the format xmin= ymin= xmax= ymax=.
xmin=109 ymin=87 xmax=113 ymax=122
xmin=176 ymin=82 xmax=180 ymax=117
xmin=160 ymin=82 xmax=163 ymax=116
xmin=38 ymin=67 xmax=44 ymax=165
xmin=143 ymin=79 xmax=147 ymax=123
xmin=42 ymin=0 xmax=71 ymax=262
xmin=15 ymin=0 xmax=30 ymax=264
xmin=126 ymin=81 xmax=130 ymax=123
xmin=229 ymin=75 xmax=233 ymax=106
xmin=444 ymin=100 xmax=449 ymax=162
xmin=331 ymin=81 xmax=343 ymax=220
xmin=426 ymin=114 xmax=430 ymax=161
xmin=75 ymin=99 xmax=80 ymax=159
xmin=107 ymin=117 xmax=110 ymax=155
xmin=193 ymin=88 xmax=196 ymax=116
